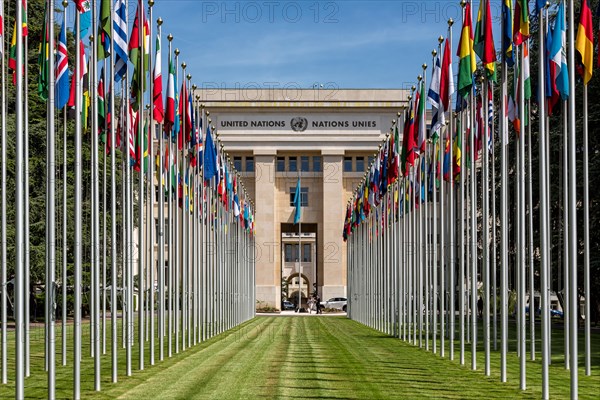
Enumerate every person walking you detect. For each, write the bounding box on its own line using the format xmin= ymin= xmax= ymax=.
xmin=316 ymin=296 xmax=322 ymax=315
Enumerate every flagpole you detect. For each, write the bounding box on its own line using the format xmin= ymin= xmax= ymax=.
xmin=167 ymin=34 xmax=173 ymax=357
xmin=147 ymin=0 xmax=156 ymax=367
xmin=428 ymin=50 xmax=437 ymax=356
xmin=102 ymin=60 xmax=107 ymax=357
xmin=14 ymin=0 xmax=25 ymax=395
xmin=500 ymin=3 xmax=509 ymax=381
xmin=518 ymin=39 xmax=527 ymax=391
xmin=73 ymin=8 xmax=83 ymax=398
xmin=62 ymin=106 xmax=67 ymax=369
xmin=582 ymin=54 xmax=591 ymax=381
xmin=436 ymin=36 xmax=445 ymax=359
xmin=46 ymin=1 xmax=56 ymax=396
xmin=490 ymin=83 xmax=497 ymax=353
xmin=90 ymin=4 xmax=102 ymax=389
xmin=174 ymin=47 xmax=180 ymax=354
xmin=446 ymin=19 xmax=455 ymax=362
xmin=156 ymin=17 xmax=165 ymax=363
xmin=470 ymin=87 xmax=477 ymax=371
xmin=566 ymin=0 xmax=578 ymax=394
xmin=24 ymin=16 xmax=30 ymax=383
xmin=1 ymin=0 xmax=7 ymax=385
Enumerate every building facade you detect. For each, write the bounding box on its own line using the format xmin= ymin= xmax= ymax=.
xmin=197 ymin=88 xmax=408 ymax=308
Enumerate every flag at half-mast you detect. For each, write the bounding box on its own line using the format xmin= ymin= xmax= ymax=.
xmin=575 ymin=0 xmax=594 ymax=85
xmin=293 ymin=178 xmax=302 ymax=224
xmin=457 ymin=1 xmax=476 ymax=98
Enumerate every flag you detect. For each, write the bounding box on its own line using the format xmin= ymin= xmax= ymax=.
xmin=415 ymin=80 xmax=426 ymax=152
xmin=474 ymin=0 xmax=497 ymax=80
xmin=203 ymin=127 xmax=218 ymax=181
xmin=0 ymin=1 xmax=3 ymax=57
xmin=129 ymin=105 xmax=138 ymax=166
xmin=98 ymin=70 xmax=106 ymax=143
xmin=8 ymin=0 xmax=28 ymax=85
xmin=293 ymin=178 xmax=302 ymax=224
xmin=550 ymin=1 xmax=569 ymax=99
xmin=546 ymin=23 xmax=560 ymax=114
xmin=165 ymin=51 xmax=175 ymax=132
xmin=453 ymin=120 xmax=461 ymax=178
xmin=428 ymin=54 xmax=444 ymax=136
xmin=82 ymin=55 xmax=90 ymax=132
xmin=439 ymin=38 xmax=454 ymax=112
xmin=179 ymin=82 xmax=192 ymax=149
xmin=153 ymin=32 xmax=164 ymax=123
xmin=523 ymin=41 xmax=531 ymax=100
xmin=113 ymin=0 xmax=128 ymax=82
xmin=596 ymin=1 xmax=600 ymax=68
xmin=75 ymin=0 xmax=91 ymax=36
xmin=97 ymin=0 xmax=111 ymax=59
xmin=67 ymin=40 xmax=87 ymax=108
xmin=513 ymin=0 xmax=530 ymax=46
xmin=37 ymin=2 xmax=50 ymax=100
xmin=56 ymin=18 xmax=69 ymax=110
xmin=129 ymin=0 xmax=150 ymax=104
xmin=488 ymin=87 xmax=494 ymax=151
xmin=575 ymin=0 xmax=594 ymax=85
xmin=457 ymin=1 xmax=476 ymax=98
xmin=502 ymin=0 xmax=514 ymax=66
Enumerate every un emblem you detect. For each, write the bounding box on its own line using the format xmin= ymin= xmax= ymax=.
xmin=290 ymin=117 xmax=308 ymax=132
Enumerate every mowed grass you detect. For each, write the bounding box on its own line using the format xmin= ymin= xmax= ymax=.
xmin=0 ymin=316 xmax=599 ymax=399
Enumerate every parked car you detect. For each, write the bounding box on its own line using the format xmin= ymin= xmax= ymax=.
xmin=321 ymin=297 xmax=347 ymax=312
xmin=524 ymin=305 xmax=564 ymax=318
xmin=281 ymin=300 xmax=295 ymax=311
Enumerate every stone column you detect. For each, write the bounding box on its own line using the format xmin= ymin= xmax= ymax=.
xmin=321 ymin=150 xmax=346 ymax=300
xmin=253 ymin=151 xmax=279 ymax=308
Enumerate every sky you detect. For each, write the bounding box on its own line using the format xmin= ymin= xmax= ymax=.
xmin=56 ymin=1 xmax=513 ymax=91
xmin=146 ymin=0 xmax=472 ymax=90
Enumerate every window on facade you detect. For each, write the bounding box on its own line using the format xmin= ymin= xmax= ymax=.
xmin=289 ymin=187 xmax=308 ymax=207
xmin=301 ymin=156 xmax=309 ymax=172
xmin=343 ymin=157 xmax=353 ymax=172
xmin=368 ymin=156 xmax=375 ymax=168
xmin=233 ymin=156 xmax=242 ymax=171
xmin=245 ymin=156 xmax=254 ymax=172
xmin=289 ymin=156 xmax=297 ymax=172
xmin=277 ymin=156 xmax=285 ymax=172
xmin=302 ymin=243 xmax=311 ymax=262
xmin=356 ymin=156 xmax=365 ymax=172
xmin=284 ymin=243 xmax=298 ymax=262
xmin=313 ymin=156 xmax=322 ymax=172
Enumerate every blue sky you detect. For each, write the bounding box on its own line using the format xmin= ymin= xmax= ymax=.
xmin=148 ymin=1 xmax=470 ymax=90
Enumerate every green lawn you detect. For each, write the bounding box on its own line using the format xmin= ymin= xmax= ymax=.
xmin=0 ymin=316 xmax=599 ymax=399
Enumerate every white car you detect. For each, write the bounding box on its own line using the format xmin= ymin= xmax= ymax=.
xmin=321 ymin=297 xmax=347 ymax=312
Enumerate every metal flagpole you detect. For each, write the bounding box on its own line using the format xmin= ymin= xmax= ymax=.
xmin=73 ymin=9 xmax=83 ymax=398
xmin=90 ymin=4 xmax=101 ymax=390
xmin=430 ymin=50 xmax=438 ymax=355
xmin=446 ymin=19 xmax=455 ymax=362
xmin=46 ymin=1 xmax=56 ymax=395
xmin=490 ymin=83 xmax=497 ymax=353
xmin=470 ymin=85 xmax=477 ymax=371
xmin=62 ymin=107 xmax=67 ymax=368
xmin=109 ymin=0 xmax=119 ymax=381
xmin=0 ymin=0 xmax=6 ymax=384
xmin=582 ymin=50 xmax=591 ymax=380
xmin=459 ymin=92 xmax=466 ymax=366
xmin=102 ymin=59 xmax=107 ymax=357
xmin=157 ymin=18 xmax=165 ymax=362
xmin=167 ymin=34 xmax=173 ymax=357
xmin=483 ymin=76 xmax=491 ymax=377
xmin=518 ymin=40 xmax=527 ymax=391
xmin=566 ymin=0 xmax=578 ymax=394
xmin=500 ymin=9 xmax=508 ymax=381
xmin=527 ymin=97 xmax=535 ymax=361
xmin=15 ymin=0 xmax=25 ymax=395
xmin=437 ymin=35 xmax=445 ymax=359
xmin=137 ymin=0 xmax=146 ymax=371
xmin=147 ymin=0 xmax=155 ymax=366
xmin=24 ymin=18 xmax=30 ymax=382
xmin=174 ymin=48 xmax=180 ymax=354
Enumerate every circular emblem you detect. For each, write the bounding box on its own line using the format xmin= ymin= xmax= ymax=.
xmin=290 ymin=117 xmax=308 ymax=132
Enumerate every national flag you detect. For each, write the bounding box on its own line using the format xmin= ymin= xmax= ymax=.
xmin=550 ymin=1 xmax=569 ymax=99
xmin=97 ymin=0 xmax=111 ymax=60
xmin=523 ymin=41 xmax=531 ymax=100
xmin=415 ymin=80 xmax=426 ymax=152
xmin=67 ymin=40 xmax=87 ymax=108
xmin=153 ymin=32 xmax=164 ymax=123
xmin=439 ymin=38 xmax=454 ymax=112
xmin=113 ymin=0 xmax=128 ymax=82
xmin=203 ymin=127 xmax=218 ymax=181
xmin=596 ymin=1 xmax=600 ymax=68
xmin=513 ymin=0 xmax=530 ymax=46
xmin=37 ymin=2 xmax=50 ymax=100
xmin=293 ymin=178 xmax=302 ymax=224
xmin=129 ymin=105 xmax=138 ymax=166
xmin=165 ymin=51 xmax=175 ymax=132
xmin=428 ymin=53 xmax=444 ymax=136
xmin=0 ymin=1 xmax=3 ymax=57
xmin=474 ymin=0 xmax=497 ymax=80
xmin=179 ymin=82 xmax=192 ymax=149
xmin=575 ymin=0 xmax=594 ymax=85
xmin=457 ymin=1 xmax=476 ymax=98
xmin=453 ymin=120 xmax=461 ymax=179
xmin=82 ymin=55 xmax=90 ymax=132
xmin=8 ymin=0 xmax=28 ymax=85
xmin=502 ymin=0 xmax=514 ymax=66
xmin=400 ymin=98 xmax=416 ymax=175
xmin=75 ymin=0 xmax=91 ymax=36
xmin=129 ymin=0 xmax=150 ymax=104
xmin=98 ymin=69 xmax=106 ymax=143
xmin=56 ymin=18 xmax=69 ymax=110
xmin=546 ymin=23 xmax=560 ymax=114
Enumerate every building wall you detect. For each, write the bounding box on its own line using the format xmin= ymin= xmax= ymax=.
xmin=197 ymin=88 xmax=407 ymax=308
